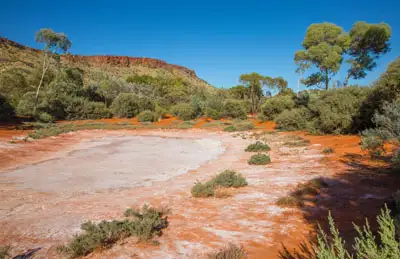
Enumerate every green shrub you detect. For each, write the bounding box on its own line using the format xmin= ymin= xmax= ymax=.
xmin=37 ymin=112 xmax=54 ymax=123
xmin=137 ymin=96 xmax=155 ymax=112
xmin=275 ymin=108 xmax=310 ymax=131
xmin=28 ymin=124 xmax=77 ymax=139
xmin=276 ymin=196 xmax=304 ymax=208
xmin=248 ymin=153 xmax=271 ymax=165
xmin=222 ymin=99 xmax=247 ymax=119
xmin=16 ymin=92 xmax=36 ymax=117
xmin=245 ymin=141 xmax=271 ymax=152
xmin=207 ymin=243 xmax=247 ymax=259
xmin=111 ymin=93 xmax=140 ymax=118
xmin=191 ymin=181 xmax=215 ymax=198
xmin=137 ymin=110 xmax=156 ymax=122
xmin=261 ymin=95 xmax=295 ymax=121
xmin=170 ymin=103 xmax=196 ymax=120
xmin=154 ymin=105 xmax=168 ymax=120
xmin=211 ymin=170 xmax=247 ymax=188
xmin=83 ymin=101 xmax=112 ymax=120
xmin=223 ymin=125 xmax=237 ymax=132
xmin=0 ymin=95 xmax=15 ymax=121
xmin=192 ymin=170 xmax=248 ymax=198
xmin=58 ymin=205 xmax=168 ymax=258
xmin=234 ymin=121 xmax=254 ymax=131
xmin=205 ymin=107 xmax=221 ymax=120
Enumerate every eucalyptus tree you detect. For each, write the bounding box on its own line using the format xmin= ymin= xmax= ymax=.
xmin=239 ymin=73 xmax=265 ymax=114
xmin=294 ymin=23 xmax=350 ymax=90
xmin=34 ymin=28 xmax=72 ymax=114
xmin=344 ymin=22 xmax=391 ymax=86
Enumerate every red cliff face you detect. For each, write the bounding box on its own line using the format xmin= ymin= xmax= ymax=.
xmin=62 ymin=55 xmax=197 ymax=78
xmin=1 ymin=37 xmax=198 ymax=80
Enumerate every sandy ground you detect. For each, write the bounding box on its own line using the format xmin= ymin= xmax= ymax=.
xmin=0 ymin=126 xmax=398 ymax=258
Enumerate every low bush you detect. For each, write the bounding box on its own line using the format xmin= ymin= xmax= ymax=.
xmin=111 ymin=93 xmax=140 ymax=118
xmin=248 ymin=153 xmax=271 ymax=165
xmin=170 ymin=103 xmax=196 ymax=121
xmin=207 ymin=243 xmax=247 ymax=259
xmin=283 ymin=136 xmax=310 ymax=147
xmin=222 ymin=99 xmax=247 ymax=119
xmin=276 ymin=196 xmax=304 ymax=208
xmin=28 ymin=124 xmax=77 ymax=139
xmin=58 ymin=205 xmax=168 ymax=258
xmin=191 ymin=170 xmax=247 ymax=198
xmin=191 ymin=181 xmax=215 ymax=198
xmin=223 ymin=121 xmax=254 ymax=132
xmin=223 ymin=125 xmax=237 ymax=132
xmin=245 ymin=141 xmax=271 ymax=152
xmin=37 ymin=112 xmax=54 ymax=123
xmin=205 ymin=107 xmax=221 ymax=120
xmin=137 ymin=110 xmax=156 ymax=122
xmin=212 ymin=170 xmax=248 ymax=188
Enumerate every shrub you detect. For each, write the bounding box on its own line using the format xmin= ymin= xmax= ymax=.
xmin=205 ymin=107 xmax=221 ymax=120
xmin=211 ymin=170 xmax=247 ymax=188
xmin=83 ymin=101 xmax=112 ymax=120
xmin=0 ymin=95 xmax=15 ymax=121
xmin=58 ymin=205 xmax=168 ymax=258
xmin=191 ymin=181 xmax=215 ymax=198
xmin=207 ymin=243 xmax=247 ymax=259
xmin=154 ymin=105 xmax=168 ymax=121
xmin=191 ymin=170 xmax=247 ymax=198
xmin=137 ymin=110 xmax=156 ymax=122
xmin=170 ymin=103 xmax=196 ymax=121
xmin=37 ymin=112 xmax=54 ymax=123
xmin=322 ymin=147 xmax=335 ymax=154
xmin=223 ymin=125 xmax=237 ymax=132
xmin=275 ymin=107 xmax=310 ymax=131
xmin=245 ymin=141 xmax=271 ymax=152
xmin=137 ymin=96 xmax=155 ymax=112
xmin=261 ymin=95 xmax=295 ymax=121
xmin=16 ymin=92 xmax=36 ymax=117
xmin=283 ymin=136 xmax=310 ymax=147
xmin=28 ymin=124 xmax=77 ymax=139
xmin=248 ymin=153 xmax=271 ymax=165
xmin=223 ymin=121 xmax=254 ymax=132
xmin=222 ymin=99 xmax=247 ymax=119
xmin=111 ymin=93 xmax=140 ymax=118
xmin=276 ymin=196 xmax=304 ymax=208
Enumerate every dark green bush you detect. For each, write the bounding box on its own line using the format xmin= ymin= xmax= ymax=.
xmin=275 ymin=107 xmax=311 ymax=131
xmin=82 ymin=101 xmax=112 ymax=120
xmin=16 ymin=92 xmax=37 ymax=117
xmin=58 ymin=205 xmax=168 ymax=258
xmin=0 ymin=95 xmax=15 ymax=121
xmin=222 ymin=99 xmax=247 ymax=119
xmin=261 ymin=95 xmax=295 ymax=121
xmin=248 ymin=153 xmax=271 ymax=165
xmin=137 ymin=110 xmax=156 ymax=122
xmin=205 ymin=107 xmax=221 ymax=120
xmin=111 ymin=93 xmax=140 ymax=118
xmin=37 ymin=112 xmax=54 ymax=123
xmin=245 ymin=141 xmax=271 ymax=152
xmin=170 ymin=103 xmax=196 ymax=120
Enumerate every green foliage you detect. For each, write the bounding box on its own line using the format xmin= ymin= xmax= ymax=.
xmin=222 ymin=99 xmax=247 ymax=119
xmin=345 ymin=22 xmax=392 ymax=86
xmin=191 ymin=181 xmax=216 ymax=198
xmin=223 ymin=121 xmax=254 ymax=132
xmin=170 ymin=103 xmax=196 ymax=120
xmin=229 ymin=85 xmax=249 ymax=100
xmin=245 ymin=141 xmax=271 ymax=152
xmin=137 ymin=110 xmax=156 ymax=122
xmin=211 ymin=170 xmax=248 ymax=188
xmin=0 ymin=68 xmax=33 ymax=107
xmin=58 ymin=205 xmax=168 ymax=258
xmin=239 ymin=73 xmax=265 ymax=113
xmin=207 ymin=243 xmax=247 ymax=259
xmin=191 ymin=170 xmax=247 ymax=198
xmin=36 ymin=28 xmax=72 ymax=53
xmin=16 ymin=92 xmax=37 ymax=117
xmin=111 ymin=93 xmax=139 ymax=118
xmin=29 ymin=124 xmax=77 ymax=139
xmin=0 ymin=95 xmax=15 ymax=121
xmin=275 ymin=107 xmax=311 ymax=131
xmin=361 ymin=101 xmax=400 ymax=160
xmin=37 ymin=112 xmax=54 ymax=123
xmin=261 ymin=95 xmax=296 ymax=121
xmin=295 ymin=22 xmax=350 ymax=89
xmin=248 ymin=153 xmax=271 ymax=165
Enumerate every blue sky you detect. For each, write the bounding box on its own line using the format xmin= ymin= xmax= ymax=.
xmin=1 ymin=0 xmax=399 ymax=90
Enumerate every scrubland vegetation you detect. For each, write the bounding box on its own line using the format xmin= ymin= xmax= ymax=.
xmin=191 ymin=170 xmax=247 ymax=198
xmin=207 ymin=244 xmax=247 ymax=259
xmin=58 ymin=205 xmax=169 ymax=258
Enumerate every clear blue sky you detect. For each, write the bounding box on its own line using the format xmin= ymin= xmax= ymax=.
xmin=1 ymin=0 xmax=399 ymax=90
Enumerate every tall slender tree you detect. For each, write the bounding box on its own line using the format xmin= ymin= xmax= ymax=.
xmin=34 ymin=28 xmax=71 ymax=114
xmin=239 ymin=73 xmax=264 ymax=114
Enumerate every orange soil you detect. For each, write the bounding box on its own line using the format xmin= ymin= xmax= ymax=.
xmin=0 ymin=119 xmax=398 ymax=258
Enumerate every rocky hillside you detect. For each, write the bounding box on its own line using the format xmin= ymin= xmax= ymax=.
xmin=0 ymin=37 xmax=213 ymax=90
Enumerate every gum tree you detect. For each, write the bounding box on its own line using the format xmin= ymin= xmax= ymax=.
xmin=239 ymin=73 xmax=265 ymax=114
xmin=294 ymin=23 xmax=350 ymax=90
xmin=34 ymin=28 xmax=72 ymax=114
xmin=343 ymin=22 xmax=392 ymax=86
